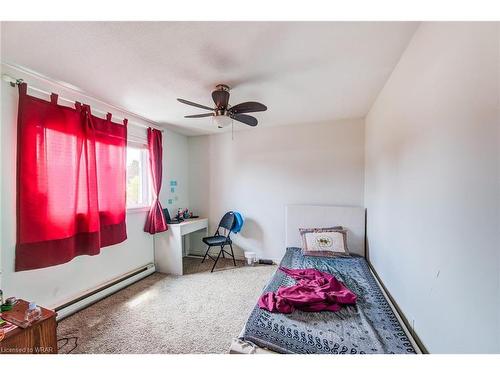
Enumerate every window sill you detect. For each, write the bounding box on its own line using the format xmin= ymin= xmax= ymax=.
xmin=127 ymin=206 xmax=151 ymax=213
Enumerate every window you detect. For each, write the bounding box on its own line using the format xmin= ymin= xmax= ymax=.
xmin=126 ymin=145 xmax=152 ymax=209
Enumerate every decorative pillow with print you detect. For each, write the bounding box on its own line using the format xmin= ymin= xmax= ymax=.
xmin=299 ymin=226 xmax=349 ymax=257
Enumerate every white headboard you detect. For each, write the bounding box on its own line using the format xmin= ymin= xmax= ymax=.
xmin=285 ymin=205 xmax=366 ymax=257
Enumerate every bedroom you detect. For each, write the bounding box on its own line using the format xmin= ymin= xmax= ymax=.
xmin=0 ymin=1 xmax=499 ymax=372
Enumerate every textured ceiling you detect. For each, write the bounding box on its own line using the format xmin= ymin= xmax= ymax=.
xmin=1 ymin=22 xmax=418 ymax=135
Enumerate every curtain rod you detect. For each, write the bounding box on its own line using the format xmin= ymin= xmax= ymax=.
xmin=1 ymin=73 xmax=164 ymax=133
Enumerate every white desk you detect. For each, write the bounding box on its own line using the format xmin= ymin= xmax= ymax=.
xmin=154 ymin=218 xmax=208 ymax=275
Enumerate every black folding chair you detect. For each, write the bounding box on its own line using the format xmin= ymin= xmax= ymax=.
xmin=201 ymin=212 xmax=236 ymax=272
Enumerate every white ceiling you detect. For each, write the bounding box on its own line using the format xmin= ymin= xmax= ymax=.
xmin=1 ymin=22 xmax=418 ymax=136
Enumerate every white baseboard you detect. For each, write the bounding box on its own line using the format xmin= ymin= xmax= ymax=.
xmin=54 ymin=263 xmax=155 ymax=321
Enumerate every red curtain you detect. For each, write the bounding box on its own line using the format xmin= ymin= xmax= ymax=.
xmin=144 ymin=128 xmax=168 ymax=234
xmin=16 ymin=83 xmax=127 ymax=271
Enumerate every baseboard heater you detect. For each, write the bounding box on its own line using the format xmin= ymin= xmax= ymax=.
xmin=54 ymin=263 xmax=156 ymax=321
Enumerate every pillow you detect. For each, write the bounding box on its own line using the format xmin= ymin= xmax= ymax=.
xmin=299 ymin=227 xmax=349 ymax=257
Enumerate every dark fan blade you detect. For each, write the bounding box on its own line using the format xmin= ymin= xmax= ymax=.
xmin=230 ymin=101 xmax=267 ymax=114
xmin=212 ymin=90 xmax=230 ymax=108
xmin=177 ymin=98 xmax=214 ymax=111
xmin=184 ymin=113 xmax=213 ymax=118
xmin=231 ymin=113 xmax=258 ymax=127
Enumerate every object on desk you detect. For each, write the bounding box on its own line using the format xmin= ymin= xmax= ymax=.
xmin=0 ymin=319 xmax=17 ymax=332
xmin=5 ymin=297 xmax=18 ymax=306
xmin=24 ymin=302 xmax=42 ymax=326
xmin=176 ymin=209 xmax=184 ymax=221
xmin=177 ymin=208 xmax=191 ymax=220
xmin=1 ymin=296 xmax=18 ymax=312
xmin=163 ymin=208 xmax=182 ymax=224
xmin=4 ymin=316 xmax=27 ymax=328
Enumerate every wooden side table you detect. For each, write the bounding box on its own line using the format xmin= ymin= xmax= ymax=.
xmin=0 ymin=300 xmax=58 ymax=354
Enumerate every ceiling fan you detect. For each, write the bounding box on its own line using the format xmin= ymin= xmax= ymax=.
xmin=177 ymin=84 xmax=267 ymax=128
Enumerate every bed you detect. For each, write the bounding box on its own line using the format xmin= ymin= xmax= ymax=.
xmin=231 ymin=205 xmax=419 ymax=354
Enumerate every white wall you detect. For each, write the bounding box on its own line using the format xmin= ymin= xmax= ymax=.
xmin=365 ymin=22 xmax=500 ymax=353
xmin=188 ymin=119 xmax=365 ymax=261
xmin=498 ymin=25 xmax=500 ymax=349
xmin=161 ymin=130 xmax=190 ymax=215
xmin=0 ymin=64 xmax=189 ymax=308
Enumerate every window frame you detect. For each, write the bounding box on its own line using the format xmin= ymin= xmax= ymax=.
xmin=126 ymin=141 xmax=152 ymax=212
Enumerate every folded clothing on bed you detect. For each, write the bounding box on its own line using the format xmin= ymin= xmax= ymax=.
xmin=258 ymin=267 xmax=357 ymax=313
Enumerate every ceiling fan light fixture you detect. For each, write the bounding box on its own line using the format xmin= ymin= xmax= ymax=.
xmin=213 ymin=114 xmax=232 ymax=128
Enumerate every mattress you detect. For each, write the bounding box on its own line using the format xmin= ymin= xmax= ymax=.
xmin=239 ymin=248 xmax=417 ymax=354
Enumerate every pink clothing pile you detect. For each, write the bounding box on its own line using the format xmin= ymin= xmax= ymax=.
xmin=258 ymin=267 xmax=357 ymax=314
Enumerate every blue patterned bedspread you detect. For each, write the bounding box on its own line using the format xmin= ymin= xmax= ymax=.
xmin=240 ymin=248 xmax=417 ymax=354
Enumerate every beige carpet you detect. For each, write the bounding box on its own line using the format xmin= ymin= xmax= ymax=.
xmin=57 ymin=257 xmax=276 ymax=354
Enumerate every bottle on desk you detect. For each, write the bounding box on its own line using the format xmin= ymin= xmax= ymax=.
xmin=24 ymin=302 xmax=42 ymax=325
